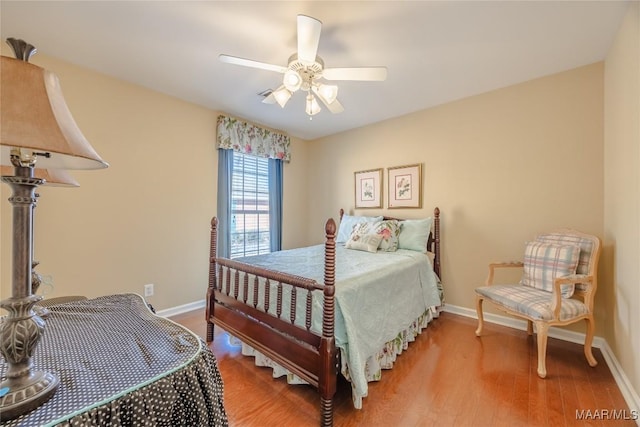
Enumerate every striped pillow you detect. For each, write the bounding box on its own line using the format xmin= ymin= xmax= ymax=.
xmin=520 ymin=241 xmax=580 ymax=298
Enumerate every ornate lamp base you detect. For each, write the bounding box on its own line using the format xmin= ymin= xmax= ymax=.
xmin=0 ymin=370 xmax=58 ymax=421
xmin=0 ymin=168 xmax=60 ymax=420
xmin=0 ymin=294 xmax=59 ymax=421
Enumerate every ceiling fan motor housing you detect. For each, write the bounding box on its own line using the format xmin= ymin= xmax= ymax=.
xmin=287 ymin=54 xmax=324 ymax=91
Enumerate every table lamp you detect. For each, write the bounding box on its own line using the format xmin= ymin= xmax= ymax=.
xmin=0 ymin=38 xmax=108 ymax=420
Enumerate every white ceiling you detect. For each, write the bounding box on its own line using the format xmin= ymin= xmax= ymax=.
xmin=0 ymin=1 xmax=630 ymax=140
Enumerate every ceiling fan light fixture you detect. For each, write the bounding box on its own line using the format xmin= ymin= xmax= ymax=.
xmin=305 ymin=93 xmax=321 ymax=116
xmin=315 ymin=83 xmax=338 ymax=105
xmin=283 ymin=69 xmax=302 ymax=92
xmin=220 ymin=15 xmax=386 ymax=118
xmin=272 ymin=85 xmax=292 ymax=108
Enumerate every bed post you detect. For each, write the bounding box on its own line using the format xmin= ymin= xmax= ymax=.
xmin=206 ymin=217 xmax=218 ymax=343
xmin=433 ymin=207 xmax=441 ymax=279
xmin=320 ymin=218 xmax=338 ymax=427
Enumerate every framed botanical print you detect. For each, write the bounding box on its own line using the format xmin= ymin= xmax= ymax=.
xmin=354 ymin=168 xmax=383 ymax=208
xmin=388 ymin=163 xmax=422 ymax=208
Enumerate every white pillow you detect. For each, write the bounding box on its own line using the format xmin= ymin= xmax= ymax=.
xmin=398 ymin=217 xmax=433 ymax=252
xmin=336 ymin=214 xmax=383 ymax=243
xmin=345 ymin=228 xmax=383 ymax=253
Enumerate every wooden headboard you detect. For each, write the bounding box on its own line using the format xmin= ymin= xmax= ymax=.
xmin=338 ymin=207 xmax=441 ymax=278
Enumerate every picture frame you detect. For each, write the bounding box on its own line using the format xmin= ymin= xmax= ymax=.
xmin=354 ymin=168 xmax=383 ymax=209
xmin=387 ymin=163 xmax=422 ymax=208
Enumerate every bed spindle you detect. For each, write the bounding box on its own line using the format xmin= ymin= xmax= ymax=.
xmin=264 ymin=278 xmax=270 ymax=314
xmin=290 ymin=288 xmax=297 ymax=325
xmin=276 ymin=282 xmax=283 ymax=319
xmin=243 ymin=273 xmax=249 ymax=304
xmin=253 ymin=276 xmax=259 ymax=309
xmin=234 ymin=270 xmax=240 ymax=299
xmin=305 ymin=290 xmax=312 ymax=330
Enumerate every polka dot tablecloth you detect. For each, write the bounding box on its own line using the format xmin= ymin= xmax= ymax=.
xmin=0 ymin=294 xmax=228 ymax=426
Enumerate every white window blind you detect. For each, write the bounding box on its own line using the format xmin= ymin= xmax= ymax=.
xmin=230 ymin=153 xmax=270 ymax=258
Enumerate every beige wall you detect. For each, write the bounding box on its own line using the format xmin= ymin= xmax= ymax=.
xmin=0 ymin=49 xmax=310 ymax=311
xmin=307 ymin=63 xmax=605 ymax=335
xmin=604 ymin=1 xmax=640 ymax=404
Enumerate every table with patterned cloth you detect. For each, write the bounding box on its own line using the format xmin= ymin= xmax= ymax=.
xmin=0 ymin=294 xmax=228 ymax=426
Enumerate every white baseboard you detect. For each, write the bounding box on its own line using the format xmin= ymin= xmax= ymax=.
xmin=443 ymin=303 xmax=639 ymax=422
xmin=598 ymin=339 xmax=640 ymax=424
xmin=156 ymin=299 xmax=205 ymax=318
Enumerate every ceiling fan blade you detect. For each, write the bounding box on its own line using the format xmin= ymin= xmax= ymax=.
xmin=261 ymin=92 xmax=276 ymax=104
xmin=324 ymin=97 xmax=344 ymax=114
xmin=323 ymin=67 xmax=388 ymax=81
xmin=297 ymin=15 xmax=322 ymax=65
xmin=219 ymin=54 xmax=287 ymax=74
xmin=312 ymin=86 xmax=344 ymax=114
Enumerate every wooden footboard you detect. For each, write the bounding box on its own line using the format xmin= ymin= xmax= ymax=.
xmin=206 ymin=218 xmax=338 ymax=427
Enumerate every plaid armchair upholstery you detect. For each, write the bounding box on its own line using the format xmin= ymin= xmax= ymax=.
xmin=474 ymin=229 xmax=601 ymax=378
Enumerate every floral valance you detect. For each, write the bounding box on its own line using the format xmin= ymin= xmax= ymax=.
xmin=216 ymin=115 xmax=291 ymax=162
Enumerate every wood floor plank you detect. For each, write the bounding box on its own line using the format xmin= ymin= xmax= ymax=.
xmin=171 ymin=310 xmax=634 ymax=426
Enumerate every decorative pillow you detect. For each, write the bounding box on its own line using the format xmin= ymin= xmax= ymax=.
xmin=520 ymin=241 xmax=580 ymax=298
xmin=345 ymin=225 xmax=383 ymax=253
xmin=336 ymin=214 xmax=383 ymax=243
xmin=373 ymin=220 xmax=400 ymax=251
xmin=535 ymin=232 xmax=594 ymax=291
xmin=398 ymin=217 xmax=433 ymax=252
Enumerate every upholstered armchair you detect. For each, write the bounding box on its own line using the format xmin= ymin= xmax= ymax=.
xmin=474 ymin=229 xmax=601 ymax=378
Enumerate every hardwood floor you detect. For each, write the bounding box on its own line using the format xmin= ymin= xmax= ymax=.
xmin=170 ymin=310 xmax=635 ymax=426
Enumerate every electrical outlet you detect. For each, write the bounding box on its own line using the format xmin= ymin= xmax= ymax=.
xmin=144 ymin=283 xmax=154 ymax=297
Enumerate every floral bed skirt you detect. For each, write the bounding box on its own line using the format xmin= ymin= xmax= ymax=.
xmin=232 ymin=305 xmax=442 ymax=409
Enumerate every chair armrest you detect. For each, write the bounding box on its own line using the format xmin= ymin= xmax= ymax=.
xmin=554 ymin=274 xmax=592 ymax=286
xmin=485 ymin=261 xmax=524 ymax=286
xmin=549 ymin=274 xmax=595 ymax=319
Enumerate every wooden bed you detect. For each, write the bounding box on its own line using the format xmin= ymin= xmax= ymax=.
xmin=206 ymin=207 xmax=441 ymax=426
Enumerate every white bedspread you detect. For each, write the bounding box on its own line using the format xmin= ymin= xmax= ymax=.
xmin=235 ymin=244 xmax=441 ymax=401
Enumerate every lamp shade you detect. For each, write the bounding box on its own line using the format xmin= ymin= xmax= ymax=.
xmin=305 ymin=94 xmax=321 ymax=116
xmin=272 ymin=85 xmax=292 ymax=108
xmin=316 ymin=84 xmax=338 ymax=105
xmin=0 ymin=56 xmax=108 ymax=170
xmin=283 ymin=69 xmax=302 ymax=92
xmin=0 ymin=165 xmax=79 ymax=187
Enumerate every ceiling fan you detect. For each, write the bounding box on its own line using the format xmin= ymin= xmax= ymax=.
xmin=219 ymin=15 xmax=387 ymax=117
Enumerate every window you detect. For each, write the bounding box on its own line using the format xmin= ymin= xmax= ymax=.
xmin=230 ymin=153 xmax=270 ymax=258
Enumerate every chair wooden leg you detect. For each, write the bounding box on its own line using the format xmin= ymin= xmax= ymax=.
xmin=475 ymin=296 xmax=484 ymax=336
xmin=584 ymin=316 xmax=598 ymax=367
xmin=535 ymin=321 xmax=549 ymax=378
xmin=527 ymin=320 xmax=533 ymax=336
